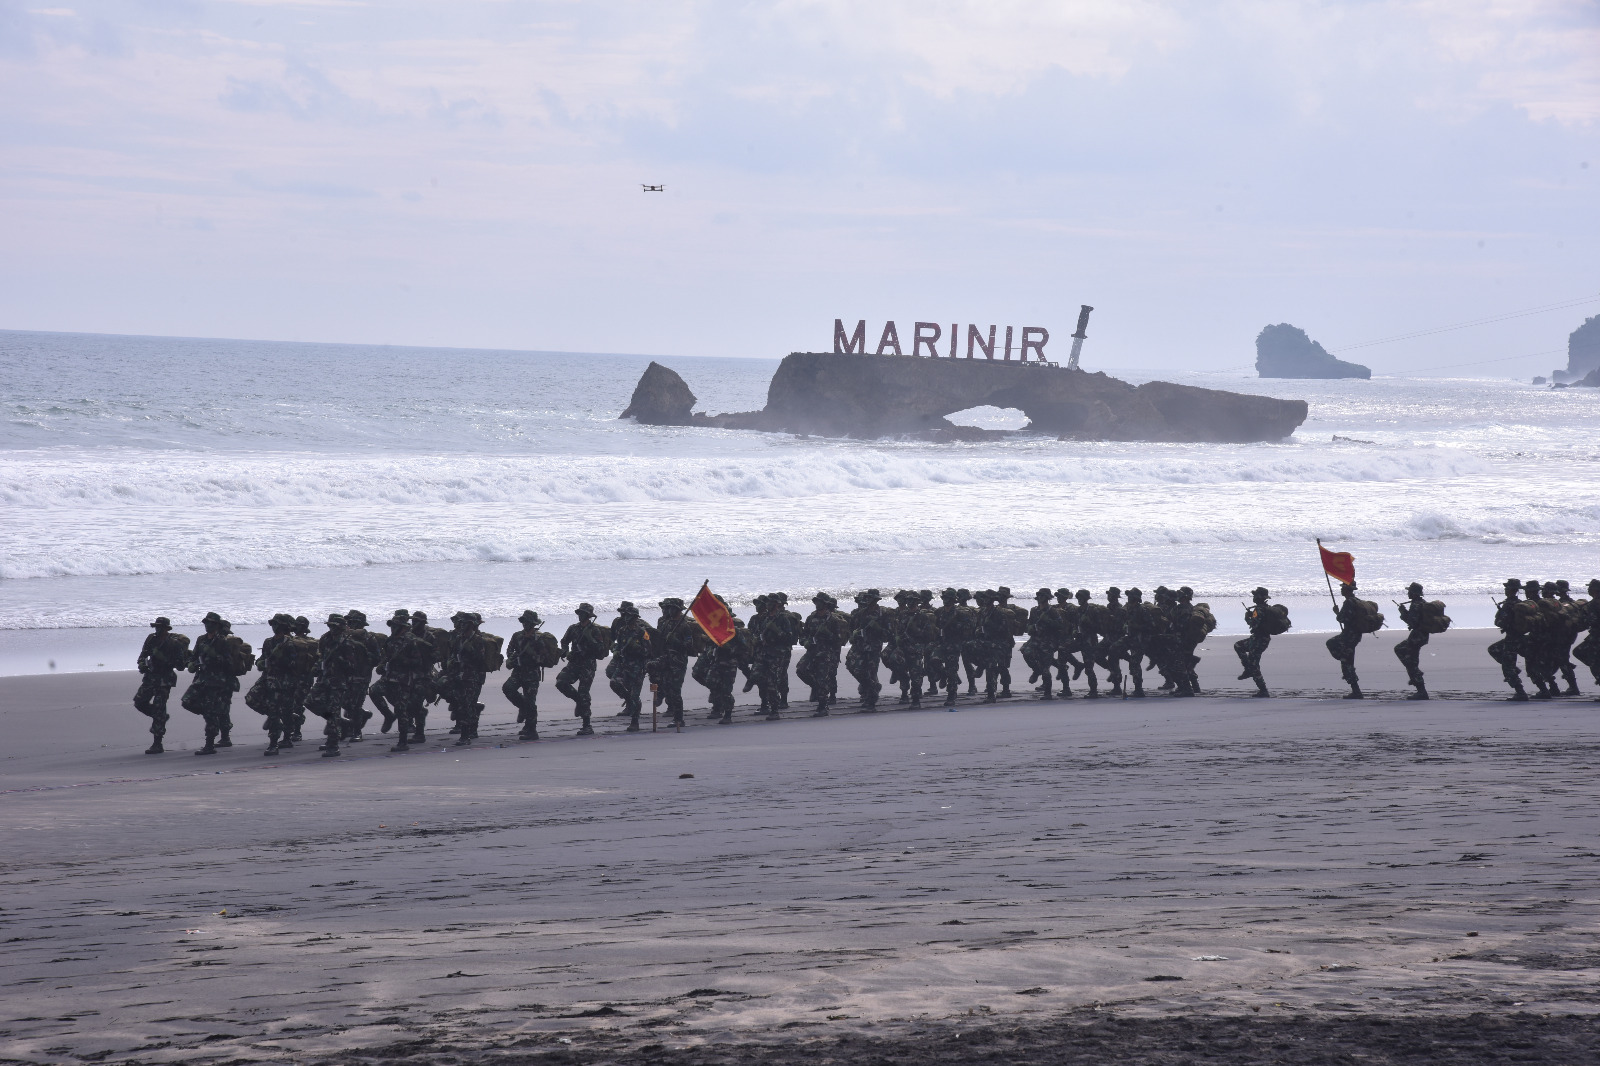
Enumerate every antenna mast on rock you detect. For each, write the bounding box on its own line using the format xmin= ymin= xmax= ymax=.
xmin=1066 ymin=305 xmax=1093 ymax=370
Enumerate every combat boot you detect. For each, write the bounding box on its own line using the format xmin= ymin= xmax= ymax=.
xmin=379 ymin=708 xmax=395 ymax=733
xmin=1343 ymin=685 xmax=1363 ymax=700
xmin=626 ymin=715 xmax=642 ymax=732
xmin=454 ymin=732 xmax=472 ymax=746
xmin=390 ymin=737 xmax=410 ymax=752
xmin=718 ymin=710 xmax=733 ymax=725
xmin=217 ymin=729 xmax=232 ymax=748
xmin=1252 ymin=676 xmax=1270 ymax=698
xmin=576 ymin=719 xmax=595 ymax=736
xmin=942 ymin=689 xmax=956 ymax=707
xmin=144 ymin=739 xmax=164 ymax=755
xmin=1407 ymin=686 xmax=1429 ymax=701
xmin=264 ymin=743 xmax=279 ymax=756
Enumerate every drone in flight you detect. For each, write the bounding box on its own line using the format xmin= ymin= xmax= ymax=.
xmin=641 ymin=184 xmax=664 ymax=192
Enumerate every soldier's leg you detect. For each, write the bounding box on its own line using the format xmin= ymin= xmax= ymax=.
xmin=572 ymin=660 xmax=596 ymax=733
xmin=1243 ymin=635 xmax=1270 ymax=696
xmin=1575 ymin=633 xmax=1600 ymax=687
xmin=777 ymin=649 xmax=792 ymax=708
xmin=1487 ymin=638 xmax=1528 ymax=699
xmin=996 ymin=642 xmax=1014 ymax=697
xmin=134 ymin=677 xmax=171 ymax=753
xmin=963 ymin=649 xmax=981 ymax=695
xmin=1126 ymin=642 xmax=1145 ymax=697
xmin=369 ymin=677 xmax=396 ymax=732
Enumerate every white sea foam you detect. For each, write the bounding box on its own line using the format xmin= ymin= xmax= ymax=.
xmin=3 ymin=330 xmax=1598 ymax=631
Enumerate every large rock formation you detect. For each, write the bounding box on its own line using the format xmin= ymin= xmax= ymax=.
xmin=619 ymin=361 xmax=698 ymax=425
xmin=1256 ymin=323 xmax=1370 ymax=379
xmin=622 ymin=352 xmax=1307 ymax=443
xmin=1551 ymin=315 xmax=1600 ymax=384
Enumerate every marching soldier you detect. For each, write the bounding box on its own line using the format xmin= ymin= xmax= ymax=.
xmin=846 ymin=590 xmax=888 ymax=710
xmin=133 ymin=617 xmax=189 ymax=754
xmin=649 ymin=598 xmax=704 ymax=727
xmin=1236 ymin=587 xmax=1288 ymax=698
xmin=1488 ymin=579 xmax=1531 ymax=701
xmin=796 ymin=592 xmax=849 ymax=716
xmin=557 ymin=603 xmax=610 ymax=735
xmin=504 ymin=610 xmax=551 ymax=739
xmin=1394 ymin=582 xmax=1447 ymax=700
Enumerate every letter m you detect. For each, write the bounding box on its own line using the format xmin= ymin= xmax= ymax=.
xmin=833 ymin=319 xmax=866 ymax=355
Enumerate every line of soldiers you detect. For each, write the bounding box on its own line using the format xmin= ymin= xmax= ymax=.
xmin=1488 ymin=578 xmax=1600 ymax=701
xmin=130 ymin=578 xmax=1600 ymax=756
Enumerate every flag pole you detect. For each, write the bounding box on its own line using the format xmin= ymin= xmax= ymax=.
xmin=1316 ymin=538 xmax=1339 ymax=615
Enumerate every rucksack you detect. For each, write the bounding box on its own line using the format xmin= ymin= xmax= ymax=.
xmin=283 ymin=634 xmax=320 ymax=675
xmin=1255 ymin=603 xmax=1291 ymax=635
xmin=156 ymin=632 xmax=191 ymax=671
xmin=224 ymin=634 xmax=255 ymax=675
xmin=533 ymin=631 xmax=562 ymax=668
xmin=1418 ymin=600 xmax=1452 ymax=635
xmin=1186 ymin=604 xmax=1218 ymax=643
xmin=479 ymin=632 xmax=505 ymax=672
xmin=1352 ymin=599 xmax=1385 ymax=634
xmin=1509 ymin=600 xmax=1541 ymax=638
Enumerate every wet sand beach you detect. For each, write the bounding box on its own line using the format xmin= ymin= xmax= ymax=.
xmin=3 ymin=629 xmax=1598 ymax=1064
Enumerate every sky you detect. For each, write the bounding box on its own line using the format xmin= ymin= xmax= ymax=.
xmin=1 ymin=0 xmax=1597 ymax=375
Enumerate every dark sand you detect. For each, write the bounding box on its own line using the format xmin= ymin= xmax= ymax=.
xmin=3 ymin=628 xmax=1598 ymax=1065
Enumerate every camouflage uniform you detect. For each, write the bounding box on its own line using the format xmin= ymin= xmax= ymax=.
xmin=750 ymin=595 xmax=798 ymax=719
xmin=305 ymin=615 xmax=368 ymax=757
xmin=557 ymin=604 xmax=610 ymax=735
xmin=1121 ymin=588 xmax=1155 ymax=699
xmin=1571 ymin=579 xmax=1600 ymax=693
xmin=1071 ymin=590 xmax=1105 ymax=699
xmin=1542 ymin=581 xmax=1581 ymax=697
xmin=846 ymin=590 xmax=888 ymax=710
xmin=504 ymin=610 xmax=551 ymax=739
xmin=1052 ymin=589 xmax=1083 ymax=696
xmin=1021 ymin=589 xmax=1067 ymax=700
xmin=1174 ymin=587 xmax=1208 ymax=696
xmin=974 ymin=591 xmax=1012 ymax=703
xmin=340 ymin=610 xmax=385 ymax=741
xmin=1393 ymin=583 xmax=1434 ymax=700
xmin=406 ymin=611 xmax=450 ymax=741
xmin=382 ymin=625 xmax=438 ymax=751
xmin=648 ymin=599 xmax=703 ymax=727
xmin=954 ymin=589 xmax=984 ymax=695
xmin=1096 ymin=589 xmax=1127 ymax=696
xmin=441 ymin=612 xmax=497 ymax=745
xmin=181 ymin=613 xmax=250 ymax=755
xmin=1234 ymin=587 xmax=1282 ymax=698
xmin=796 ymin=593 xmax=849 ymax=715
xmin=368 ymin=610 xmax=413 ymax=733
xmin=894 ymin=592 xmax=937 ymax=709
xmin=1487 ymin=580 xmax=1531 ymax=701
xmin=133 ymin=617 xmax=189 ymax=754
xmin=705 ymin=611 xmax=749 ymax=724
xmin=606 ymin=603 xmax=654 ymax=731
xmin=287 ymin=616 xmax=316 ymax=742
xmin=773 ymin=593 xmax=803 ymax=708
xmin=933 ymin=589 xmax=977 ymax=708
xmin=245 ymin=615 xmax=294 ymax=753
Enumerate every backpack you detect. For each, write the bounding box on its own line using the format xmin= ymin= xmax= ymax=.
xmin=224 ymin=634 xmax=255 ymax=675
xmin=283 ymin=634 xmax=321 ymax=675
xmin=1255 ymin=603 xmax=1291 ymax=635
xmin=1186 ymin=604 xmax=1217 ymax=643
xmin=479 ymin=632 xmax=505 ymax=672
xmin=533 ymin=631 xmax=562 ymax=668
xmin=1418 ymin=600 xmax=1452 ymax=635
xmin=1508 ymin=600 xmax=1541 ymax=638
xmin=156 ymin=632 xmax=192 ymax=671
xmin=1353 ymin=599 xmax=1385 ymax=634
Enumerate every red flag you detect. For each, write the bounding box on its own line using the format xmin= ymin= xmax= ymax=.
xmin=689 ymin=581 xmax=737 ymax=646
xmin=1317 ymin=540 xmax=1356 ymax=586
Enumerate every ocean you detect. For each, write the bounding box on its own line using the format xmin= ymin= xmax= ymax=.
xmin=2 ymin=329 xmax=1596 ymax=675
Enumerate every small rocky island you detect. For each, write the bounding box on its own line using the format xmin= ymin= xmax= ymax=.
xmin=1550 ymin=315 xmax=1600 ymax=386
xmin=1255 ymin=323 xmax=1370 ymax=379
xmin=623 ymin=353 xmax=1308 ymax=442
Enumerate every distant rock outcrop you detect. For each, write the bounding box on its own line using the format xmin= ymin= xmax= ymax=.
xmin=1551 ymin=315 xmax=1600 ymax=384
xmin=1255 ymin=324 xmax=1370 ymax=379
xmin=619 ymin=361 xmax=698 ymax=425
xmin=622 ymin=352 xmax=1308 ymax=443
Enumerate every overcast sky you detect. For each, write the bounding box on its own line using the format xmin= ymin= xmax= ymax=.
xmin=2 ymin=1 xmax=1597 ymax=374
